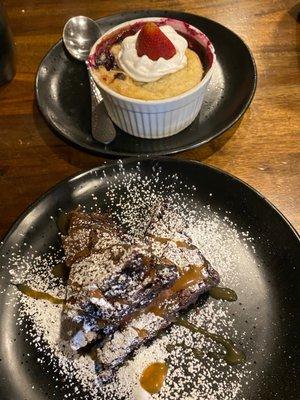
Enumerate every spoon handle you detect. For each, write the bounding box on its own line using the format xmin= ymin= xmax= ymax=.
xmin=86 ymin=64 xmax=116 ymax=144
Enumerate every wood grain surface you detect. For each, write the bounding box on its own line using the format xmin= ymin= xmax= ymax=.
xmin=0 ymin=0 xmax=299 ymax=238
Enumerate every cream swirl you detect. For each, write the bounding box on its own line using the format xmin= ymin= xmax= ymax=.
xmin=117 ymin=25 xmax=188 ymax=83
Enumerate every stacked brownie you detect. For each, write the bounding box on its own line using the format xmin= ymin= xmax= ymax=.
xmin=62 ymin=205 xmax=219 ymax=381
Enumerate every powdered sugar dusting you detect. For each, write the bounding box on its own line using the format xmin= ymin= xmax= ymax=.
xmin=0 ymin=161 xmax=258 ymax=399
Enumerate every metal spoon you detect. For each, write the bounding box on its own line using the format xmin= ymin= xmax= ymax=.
xmin=63 ymin=16 xmax=116 ymax=144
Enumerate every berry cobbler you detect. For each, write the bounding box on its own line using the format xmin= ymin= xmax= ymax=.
xmin=88 ymin=21 xmax=205 ymax=101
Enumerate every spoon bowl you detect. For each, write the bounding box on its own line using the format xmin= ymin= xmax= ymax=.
xmin=63 ymin=15 xmax=116 ymax=144
xmin=63 ymin=16 xmax=100 ymax=61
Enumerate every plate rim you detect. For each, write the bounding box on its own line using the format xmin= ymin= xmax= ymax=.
xmin=35 ymin=9 xmax=257 ymax=157
xmin=1 ymin=157 xmax=298 ymax=247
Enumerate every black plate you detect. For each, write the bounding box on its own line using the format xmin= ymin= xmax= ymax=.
xmin=35 ymin=10 xmax=257 ymax=157
xmin=0 ymin=158 xmax=299 ymax=400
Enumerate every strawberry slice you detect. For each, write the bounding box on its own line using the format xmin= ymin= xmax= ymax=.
xmin=136 ymin=22 xmax=176 ymax=61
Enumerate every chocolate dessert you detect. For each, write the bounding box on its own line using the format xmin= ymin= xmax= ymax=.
xmin=61 ymin=205 xmax=220 ymax=381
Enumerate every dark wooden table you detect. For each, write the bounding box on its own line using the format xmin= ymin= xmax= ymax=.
xmin=0 ymin=0 xmax=299 ymax=239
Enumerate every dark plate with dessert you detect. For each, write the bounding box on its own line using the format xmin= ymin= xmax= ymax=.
xmin=36 ymin=10 xmax=257 ymax=156
xmin=0 ymin=158 xmax=299 ymax=400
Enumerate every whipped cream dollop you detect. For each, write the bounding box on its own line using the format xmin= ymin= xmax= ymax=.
xmin=117 ymin=25 xmax=188 ymax=83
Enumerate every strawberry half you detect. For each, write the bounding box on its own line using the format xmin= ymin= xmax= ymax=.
xmin=136 ymin=22 xmax=176 ymax=61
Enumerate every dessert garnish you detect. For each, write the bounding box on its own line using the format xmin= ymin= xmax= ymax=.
xmin=117 ymin=23 xmax=188 ymax=82
xmin=175 ymin=318 xmax=246 ymax=365
xmin=136 ymin=22 xmax=176 ymax=60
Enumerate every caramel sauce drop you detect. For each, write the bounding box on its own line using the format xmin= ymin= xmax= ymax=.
xmin=148 ymin=234 xmax=196 ymax=250
xmin=140 ymin=362 xmax=168 ymax=394
xmin=175 ymin=318 xmax=246 ymax=365
xmin=148 ymin=234 xmax=169 ymax=244
xmin=147 ymin=304 xmax=165 ymax=317
xmin=133 ymin=327 xmax=149 ymax=339
xmin=174 ymin=240 xmax=197 ymax=250
xmin=171 ymin=265 xmax=203 ymax=293
xmin=209 ymin=286 xmax=238 ymax=302
xmin=146 ymin=266 xmax=203 ymax=318
xmin=89 ymin=289 xmax=103 ymax=298
xmin=16 ymin=284 xmax=65 ymax=305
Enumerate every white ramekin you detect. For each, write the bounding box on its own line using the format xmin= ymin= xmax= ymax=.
xmin=89 ymin=17 xmax=216 ymax=139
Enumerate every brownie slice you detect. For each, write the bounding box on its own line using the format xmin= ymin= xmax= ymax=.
xmin=61 ymin=205 xmax=220 ymax=382
xmin=96 ymin=259 xmax=219 ymax=382
xmin=61 ymin=208 xmax=180 ymax=350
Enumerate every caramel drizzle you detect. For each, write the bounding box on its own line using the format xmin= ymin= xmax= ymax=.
xmin=175 ymin=318 xmax=246 ymax=365
xmin=148 ymin=234 xmax=197 ymax=250
xmin=140 ymin=362 xmax=168 ymax=394
xmin=171 ymin=265 xmax=203 ymax=293
xmin=15 ymin=284 xmax=65 ymax=305
xmin=133 ymin=327 xmax=149 ymax=339
xmin=145 ymin=264 xmax=204 ymax=318
xmin=209 ymin=286 xmax=238 ymax=302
